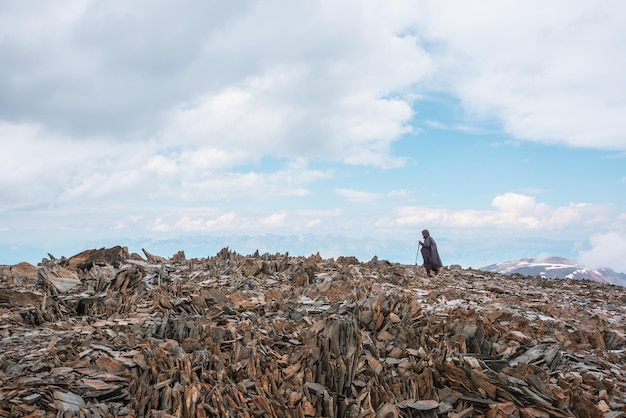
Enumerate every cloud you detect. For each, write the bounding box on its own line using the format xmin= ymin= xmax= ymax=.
xmin=0 ymin=121 xmax=150 ymax=209
xmin=305 ymin=219 xmax=322 ymax=228
xmin=148 ymin=207 xmax=343 ymax=235
xmin=4 ymin=2 xmax=625 ymax=213
xmin=1 ymin=1 xmax=432 ymax=168
xmin=416 ymin=1 xmax=626 ymax=150
xmin=160 ymin=68 xmax=416 ymax=168
xmin=334 ymin=188 xmax=383 ymax=204
xmin=0 ymin=116 xmax=334 ymax=211
xmin=334 ymin=188 xmax=413 ymax=204
xmin=382 ymin=192 xmax=617 ymax=233
xmin=152 ymin=212 xmax=239 ymax=232
xmin=261 ymin=212 xmax=288 ymax=228
xmin=578 ymin=232 xmax=626 ymax=273
xmin=3 ymin=2 xmax=626 ymax=171
xmin=0 ymin=1 xmax=250 ymax=136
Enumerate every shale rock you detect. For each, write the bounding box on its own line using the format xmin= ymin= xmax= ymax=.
xmin=0 ymin=247 xmax=625 ymax=417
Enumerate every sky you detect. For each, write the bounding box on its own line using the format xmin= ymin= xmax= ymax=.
xmin=1 ymin=1 xmax=626 ymax=272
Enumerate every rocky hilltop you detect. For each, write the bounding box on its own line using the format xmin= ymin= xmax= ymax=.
xmin=1 ymin=246 xmax=625 ymax=417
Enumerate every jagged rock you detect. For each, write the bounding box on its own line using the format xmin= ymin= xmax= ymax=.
xmin=171 ymin=250 xmax=186 ymax=264
xmin=239 ymin=258 xmax=262 ymax=277
xmin=142 ymin=248 xmax=167 ymax=263
xmin=11 ymin=262 xmax=38 ymax=280
xmin=38 ymin=265 xmax=81 ymax=293
xmin=69 ymin=246 xmax=131 ymax=270
xmin=0 ymin=262 xmax=38 ymax=286
xmin=0 ymin=246 xmax=625 ymax=417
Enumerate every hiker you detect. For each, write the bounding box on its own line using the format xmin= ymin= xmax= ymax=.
xmin=419 ymin=229 xmax=442 ymax=276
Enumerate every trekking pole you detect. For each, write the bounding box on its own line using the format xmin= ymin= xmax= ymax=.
xmin=415 ymin=243 xmax=422 ymax=266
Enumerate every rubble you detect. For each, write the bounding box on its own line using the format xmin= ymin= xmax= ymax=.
xmin=1 ymin=246 xmax=625 ymax=417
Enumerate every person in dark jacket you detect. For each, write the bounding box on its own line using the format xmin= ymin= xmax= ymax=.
xmin=419 ymin=229 xmax=442 ymax=276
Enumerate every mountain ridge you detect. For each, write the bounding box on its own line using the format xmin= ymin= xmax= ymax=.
xmin=482 ymin=256 xmax=626 ymax=287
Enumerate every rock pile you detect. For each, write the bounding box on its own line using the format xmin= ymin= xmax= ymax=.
xmin=1 ymin=246 xmax=625 ymax=417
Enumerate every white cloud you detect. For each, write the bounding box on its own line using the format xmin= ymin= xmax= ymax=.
xmin=160 ymin=70 xmax=416 ymax=168
xmin=145 ymin=155 xmax=177 ymax=175
xmin=152 ymin=212 xmax=239 ymax=233
xmin=297 ymin=209 xmax=343 ymax=218
xmin=2 ymin=1 xmax=433 ymax=168
xmin=4 ymin=1 xmax=626 ymax=173
xmin=148 ymin=208 xmax=341 ymax=235
xmin=0 ymin=115 xmax=334 ymax=211
xmin=305 ymin=219 xmax=322 ymax=228
xmin=334 ymin=188 xmax=383 ymax=204
xmin=383 ymin=193 xmax=617 ymax=233
xmin=0 ymin=121 xmax=149 ymax=209
xmin=578 ymin=232 xmax=626 ymax=273
xmin=161 ymin=82 xmax=288 ymax=153
xmin=175 ymin=169 xmax=329 ymax=202
xmin=261 ymin=212 xmax=288 ymax=228
xmin=4 ymin=2 xmax=624 ymax=210
xmin=491 ymin=193 xmax=544 ymax=214
xmin=334 ymin=188 xmax=412 ymax=204
xmin=417 ymin=0 xmax=626 ymax=150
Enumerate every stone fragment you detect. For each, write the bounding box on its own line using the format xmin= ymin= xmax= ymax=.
xmin=0 ymin=245 xmax=623 ymax=417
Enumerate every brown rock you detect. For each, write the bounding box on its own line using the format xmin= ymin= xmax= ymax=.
xmin=0 ymin=246 xmax=624 ymax=417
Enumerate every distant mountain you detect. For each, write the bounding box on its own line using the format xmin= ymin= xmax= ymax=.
xmin=482 ymin=256 xmax=626 ymax=287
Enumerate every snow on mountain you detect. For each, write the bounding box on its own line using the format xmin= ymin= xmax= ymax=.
xmin=482 ymin=256 xmax=626 ymax=287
